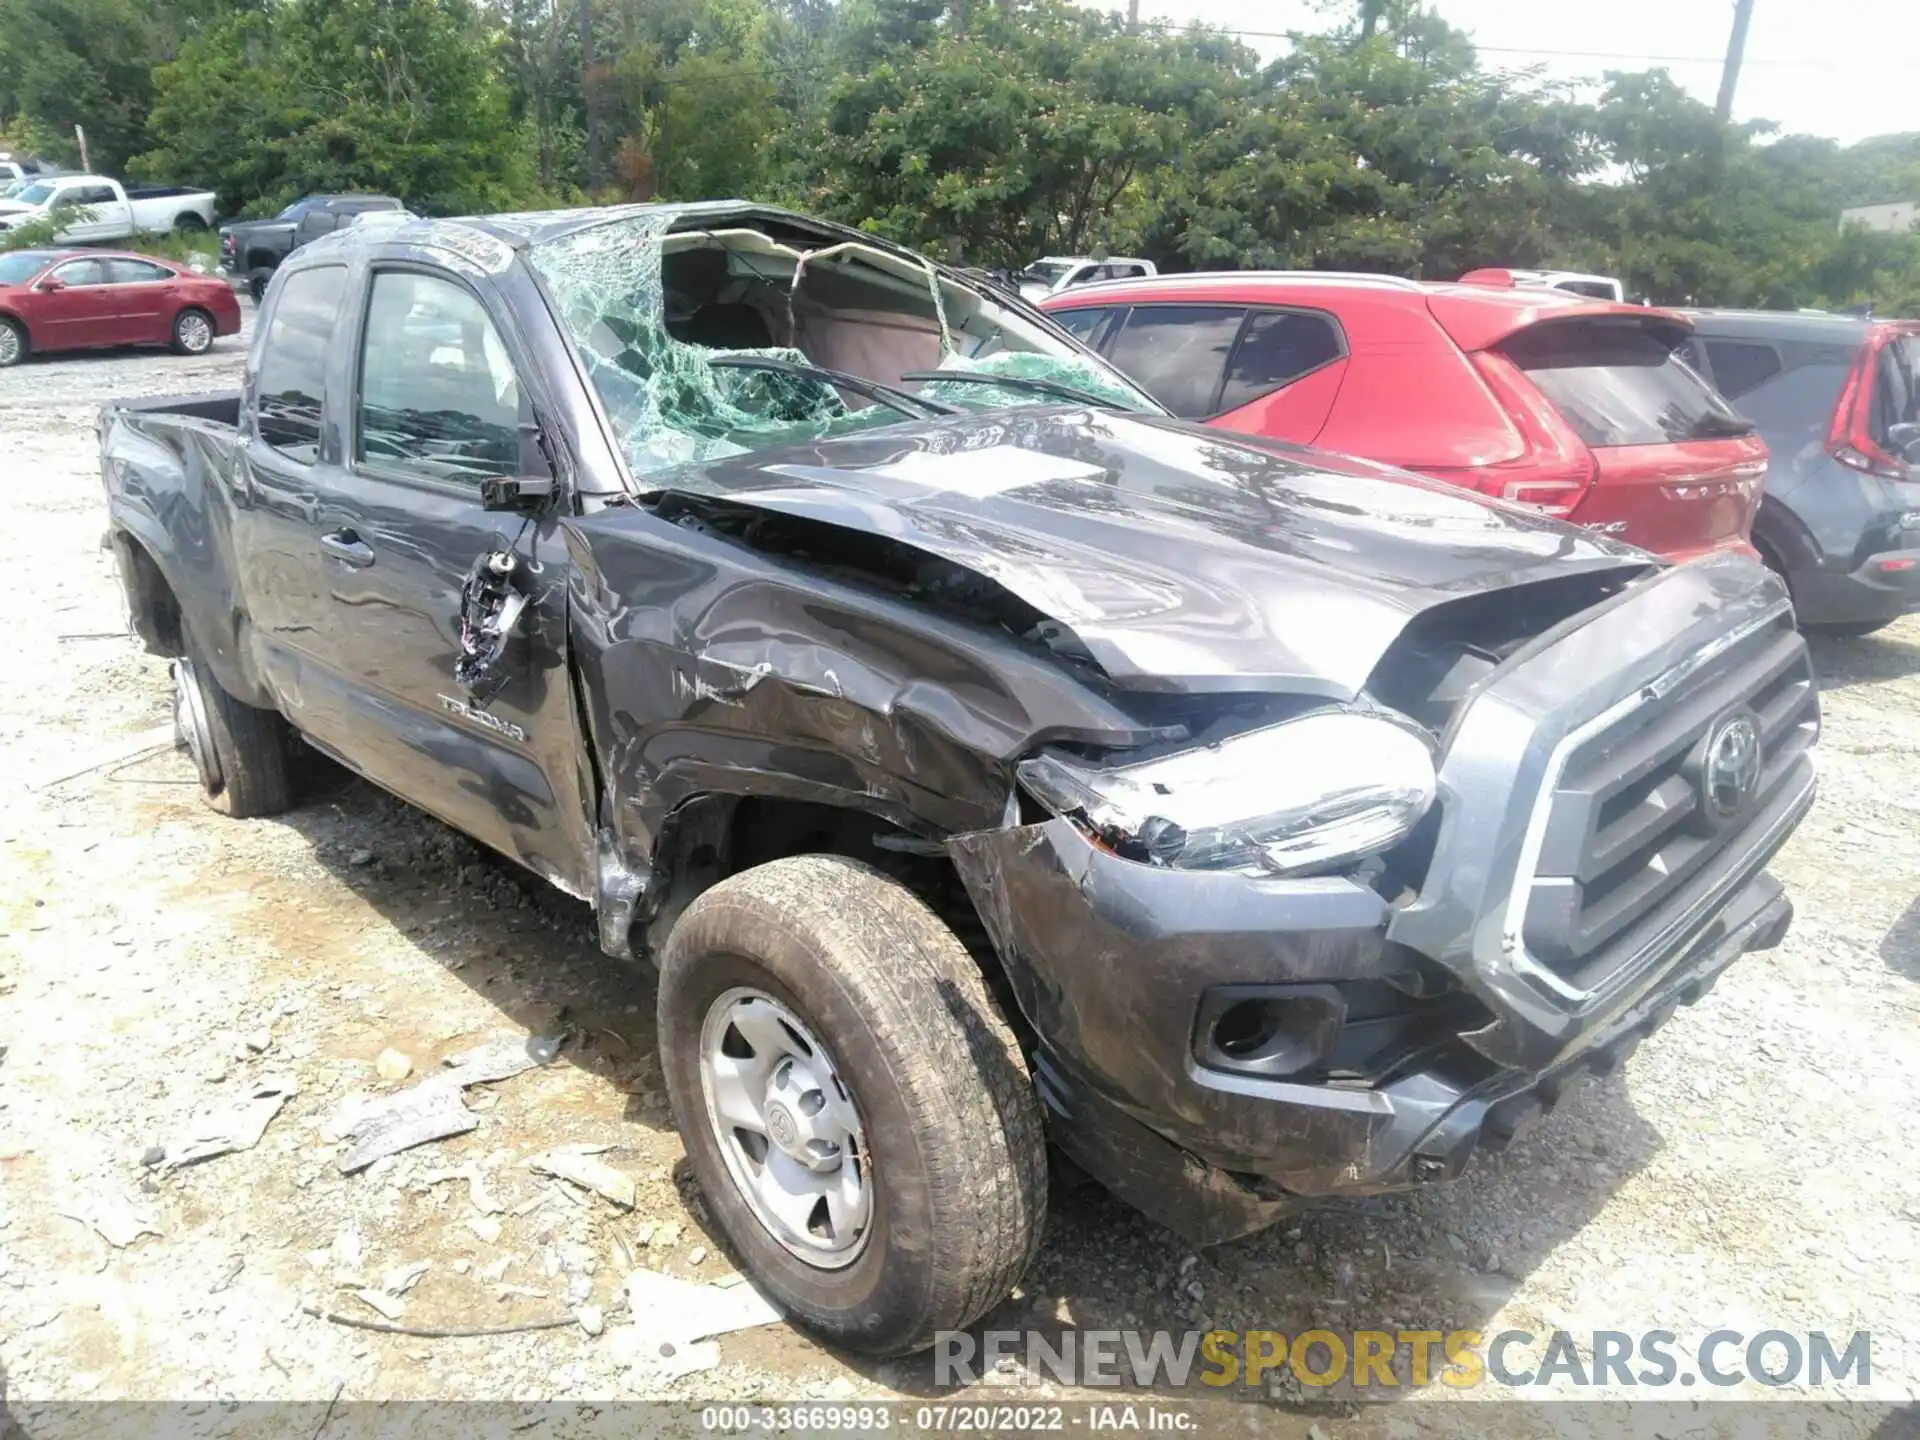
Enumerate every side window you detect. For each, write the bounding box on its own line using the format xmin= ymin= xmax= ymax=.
xmin=51 ymin=258 xmax=108 ymax=287
xmin=356 ymin=270 xmax=521 ymax=485
xmin=256 ymin=265 xmax=347 ymax=464
xmin=1873 ymin=336 xmax=1919 ymax=442
xmin=1105 ymin=305 xmax=1246 ymax=418
xmin=1217 ymin=310 xmax=1344 ymax=412
xmin=49 ymin=187 xmax=82 ymax=210
xmin=78 ymin=185 xmax=116 ymax=206
xmin=1052 ymin=306 xmax=1117 ymax=348
xmin=1702 ymin=340 xmax=1783 ymax=400
xmin=108 ymin=259 xmax=172 ymax=284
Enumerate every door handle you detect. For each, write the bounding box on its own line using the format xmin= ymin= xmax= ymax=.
xmin=319 ymin=529 xmax=375 ymax=568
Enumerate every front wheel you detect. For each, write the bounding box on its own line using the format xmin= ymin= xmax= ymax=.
xmin=0 ymin=317 xmax=26 ymax=367
xmin=171 ymin=307 xmax=215 ymax=356
xmin=658 ymin=854 xmax=1047 ymax=1357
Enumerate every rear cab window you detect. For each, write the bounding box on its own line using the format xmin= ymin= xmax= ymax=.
xmin=1502 ymin=319 xmax=1748 ymax=447
xmin=255 ymin=265 xmax=347 ymax=463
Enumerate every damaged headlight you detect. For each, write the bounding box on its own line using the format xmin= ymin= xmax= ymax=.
xmin=1017 ymin=711 xmax=1436 ymax=877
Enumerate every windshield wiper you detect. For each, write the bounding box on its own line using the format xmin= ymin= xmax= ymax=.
xmin=1690 ymin=411 xmax=1756 ymax=438
xmin=899 ymin=370 xmax=1141 ymax=410
xmin=705 ymin=355 xmax=960 ymax=419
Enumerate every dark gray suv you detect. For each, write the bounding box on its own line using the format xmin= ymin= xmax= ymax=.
xmin=1682 ymin=311 xmax=1920 ymax=635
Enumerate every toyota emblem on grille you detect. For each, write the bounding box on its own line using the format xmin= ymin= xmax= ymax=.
xmin=1702 ymin=709 xmax=1763 ymax=821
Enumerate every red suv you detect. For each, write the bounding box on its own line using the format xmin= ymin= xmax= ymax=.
xmin=1041 ymin=272 xmax=1767 ymax=561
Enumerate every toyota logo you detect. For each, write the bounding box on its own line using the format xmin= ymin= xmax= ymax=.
xmin=1702 ymin=710 xmax=1763 ymax=822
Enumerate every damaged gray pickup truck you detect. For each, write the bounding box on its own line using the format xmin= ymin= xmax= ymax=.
xmin=101 ymin=202 xmax=1820 ymax=1356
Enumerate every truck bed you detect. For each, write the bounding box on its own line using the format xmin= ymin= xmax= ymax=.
xmin=109 ymin=391 xmax=241 ymax=428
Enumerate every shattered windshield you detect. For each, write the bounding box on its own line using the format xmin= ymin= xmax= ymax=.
xmin=527 ymin=212 xmax=1157 ymax=483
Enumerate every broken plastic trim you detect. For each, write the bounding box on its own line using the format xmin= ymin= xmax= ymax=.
xmin=1017 ymin=711 xmax=1438 ymax=876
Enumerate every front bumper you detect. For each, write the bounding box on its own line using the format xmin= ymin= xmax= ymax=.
xmin=951 ymin=820 xmax=1795 ymax=1246
xmin=948 ymin=556 xmax=1817 ymax=1247
xmin=1791 ymin=546 xmax=1920 ymax=626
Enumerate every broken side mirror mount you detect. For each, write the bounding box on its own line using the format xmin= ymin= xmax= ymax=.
xmin=480 ymin=473 xmax=557 ymax=513
xmin=481 ymin=412 xmax=562 ymax=513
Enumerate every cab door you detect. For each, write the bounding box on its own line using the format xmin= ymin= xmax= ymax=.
xmin=106 ymin=257 xmax=175 ymax=343
xmin=33 ymin=256 xmax=119 ymax=348
xmin=288 ymin=262 xmax=592 ymax=892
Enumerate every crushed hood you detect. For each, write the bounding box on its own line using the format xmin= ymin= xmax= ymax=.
xmin=643 ymin=409 xmax=1652 ymax=698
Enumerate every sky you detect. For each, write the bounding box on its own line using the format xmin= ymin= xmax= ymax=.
xmin=1087 ymin=0 xmax=1920 ymax=148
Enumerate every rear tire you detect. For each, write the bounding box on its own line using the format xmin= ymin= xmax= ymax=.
xmin=171 ymin=307 xmax=215 ymax=356
xmin=658 ymin=854 xmax=1047 ymax=1357
xmin=0 ymin=317 xmax=26 ymax=368
xmin=172 ymin=212 xmax=208 ymax=233
xmin=173 ymin=635 xmax=297 ymax=817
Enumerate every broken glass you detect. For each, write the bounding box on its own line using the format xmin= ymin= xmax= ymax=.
xmin=527 ymin=212 xmax=1157 ymax=486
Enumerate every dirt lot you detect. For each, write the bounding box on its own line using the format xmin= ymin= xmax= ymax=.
xmin=2 ymin=323 xmax=1919 ymax=1435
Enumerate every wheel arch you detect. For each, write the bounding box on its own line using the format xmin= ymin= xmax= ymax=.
xmin=609 ymin=788 xmax=1023 ymax=1040
xmin=109 ymin=529 xmax=188 ymax=657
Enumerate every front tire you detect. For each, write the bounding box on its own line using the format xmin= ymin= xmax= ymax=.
xmin=659 ymin=854 xmax=1047 ymax=1357
xmin=173 ymin=637 xmax=297 ymax=817
xmin=171 ymin=307 xmax=215 ymax=356
xmin=0 ymin=317 xmax=26 ymax=367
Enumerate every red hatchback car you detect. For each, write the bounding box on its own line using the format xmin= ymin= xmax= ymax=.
xmin=1042 ymin=272 xmax=1767 ymax=561
xmin=0 ymin=248 xmax=242 ymax=367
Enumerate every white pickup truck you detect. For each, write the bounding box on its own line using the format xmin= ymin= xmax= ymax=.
xmin=0 ymin=174 xmax=218 ymax=242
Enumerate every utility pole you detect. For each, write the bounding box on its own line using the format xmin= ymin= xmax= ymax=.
xmin=1714 ymin=0 xmax=1754 ymax=124
xmin=580 ymin=0 xmax=600 ymax=190
xmin=1126 ymin=0 xmax=1138 ymax=30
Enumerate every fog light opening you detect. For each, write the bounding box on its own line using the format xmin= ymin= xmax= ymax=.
xmin=1213 ymin=1000 xmax=1279 ymax=1059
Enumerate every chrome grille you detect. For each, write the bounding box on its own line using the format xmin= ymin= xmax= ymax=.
xmin=1519 ymin=609 xmax=1817 ymax=984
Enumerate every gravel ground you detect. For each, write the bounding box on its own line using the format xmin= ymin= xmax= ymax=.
xmin=1 ymin=323 xmax=1917 ymax=1437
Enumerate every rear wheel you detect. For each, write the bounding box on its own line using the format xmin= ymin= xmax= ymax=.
xmin=173 ymin=636 xmax=297 ymax=817
xmin=658 ymin=854 xmax=1047 ymax=1357
xmin=172 ymin=211 xmax=208 ymax=233
xmin=171 ymin=307 xmax=215 ymax=356
xmin=0 ymin=317 xmax=26 ymax=368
